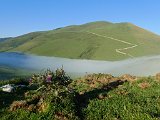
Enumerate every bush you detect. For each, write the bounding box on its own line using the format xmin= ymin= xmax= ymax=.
xmin=0 ymin=68 xmax=79 ymax=120
xmin=1 ymin=72 xmax=160 ymax=120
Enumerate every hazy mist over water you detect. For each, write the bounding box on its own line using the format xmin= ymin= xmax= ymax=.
xmin=0 ymin=52 xmax=160 ymax=77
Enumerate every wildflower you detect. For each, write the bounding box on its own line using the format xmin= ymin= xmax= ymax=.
xmin=46 ymin=74 xmax=52 ymax=83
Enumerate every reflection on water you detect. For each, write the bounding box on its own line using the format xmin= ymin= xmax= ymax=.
xmin=0 ymin=52 xmax=160 ymax=76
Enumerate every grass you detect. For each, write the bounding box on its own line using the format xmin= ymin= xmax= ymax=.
xmin=1 ymin=70 xmax=160 ymax=120
xmin=0 ymin=66 xmax=34 ymax=80
xmin=0 ymin=69 xmax=79 ymax=120
xmin=82 ymin=78 xmax=160 ymax=120
xmin=0 ymin=38 xmax=12 ymax=42
xmin=1 ymin=21 xmax=160 ymax=61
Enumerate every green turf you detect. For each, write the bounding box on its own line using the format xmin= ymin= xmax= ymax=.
xmin=1 ymin=72 xmax=160 ymax=120
xmin=0 ymin=66 xmax=33 ymax=80
xmin=1 ymin=21 xmax=160 ymax=61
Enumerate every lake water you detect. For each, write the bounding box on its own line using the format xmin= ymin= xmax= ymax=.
xmin=0 ymin=52 xmax=160 ymax=77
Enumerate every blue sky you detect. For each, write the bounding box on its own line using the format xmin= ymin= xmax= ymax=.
xmin=0 ymin=0 xmax=160 ymax=37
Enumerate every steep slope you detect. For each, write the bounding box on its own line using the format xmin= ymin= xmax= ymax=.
xmin=0 ymin=37 xmax=12 ymax=42
xmin=0 ymin=32 xmax=45 ymax=52
xmin=0 ymin=66 xmax=32 ymax=80
xmin=1 ymin=21 xmax=160 ymax=61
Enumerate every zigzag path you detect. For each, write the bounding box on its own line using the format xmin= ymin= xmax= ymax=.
xmin=87 ymin=31 xmax=138 ymax=57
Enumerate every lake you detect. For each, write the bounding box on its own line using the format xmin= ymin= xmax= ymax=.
xmin=0 ymin=52 xmax=160 ymax=77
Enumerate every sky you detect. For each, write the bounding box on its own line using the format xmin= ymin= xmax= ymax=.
xmin=0 ymin=0 xmax=160 ymax=37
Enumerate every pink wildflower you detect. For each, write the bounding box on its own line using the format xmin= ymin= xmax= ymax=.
xmin=46 ymin=75 xmax=52 ymax=83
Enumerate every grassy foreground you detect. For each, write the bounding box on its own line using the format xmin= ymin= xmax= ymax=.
xmin=1 ymin=70 xmax=160 ymax=120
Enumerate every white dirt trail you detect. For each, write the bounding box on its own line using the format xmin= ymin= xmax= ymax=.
xmin=87 ymin=31 xmax=138 ymax=57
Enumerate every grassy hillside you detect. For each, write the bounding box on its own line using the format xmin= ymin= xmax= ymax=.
xmin=1 ymin=21 xmax=160 ymax=60
xmin=0 ymin=66 xmax=33 ymax=80
xmin=1 ymin=70 xmax=160 ymax=120
xmin=0 ymin=37 xmax=12 ymax=42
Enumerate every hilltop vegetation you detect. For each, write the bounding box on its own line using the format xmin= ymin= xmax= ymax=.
xmin=1 ymin=69 xmax=160 ymax=120
xmin=1 ymin=21 xmax=160 ymax=60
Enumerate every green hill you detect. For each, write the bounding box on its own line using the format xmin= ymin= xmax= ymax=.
xmin=0 ymin=37 xmax=12 ymax=42
xmin=0 ymin=66 xmax=33 ymax=80
xmin=1 ymin=21 xmax=160 ymax=61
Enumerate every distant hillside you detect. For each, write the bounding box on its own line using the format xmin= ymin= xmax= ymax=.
xmin=0 ymin=66 xmax=33 ymax=80
xmin=1 ymin=21 xmax=160 ymax=61
xmin=0 ymin=37 xmax=12 ymax=42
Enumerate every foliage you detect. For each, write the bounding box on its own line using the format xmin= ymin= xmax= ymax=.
xmin=0 ymin=78 xmax=29 ymax=86
xmin=0 ymin=66 xmax=33 ymax=80
xmin=1 ymin=72 xmax=160 ymax=120
xmin=0 ymin=68 xmax=78 ymax=120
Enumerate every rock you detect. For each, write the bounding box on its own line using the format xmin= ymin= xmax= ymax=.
xmin=1 ymin=84 xmax=14 ymax=92
xmin=0 ymin=84 xmax=26 ymax=93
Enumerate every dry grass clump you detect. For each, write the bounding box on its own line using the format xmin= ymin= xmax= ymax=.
xmin=156 ymin=73 xmax=160 ymax=81
xmin=120 ymin=74 xmax=137 ymax=82
xmin=55 ymin=112 xmax=68 ymax=120
xmin=71 ymin=73 xmax=137 ymax=94
xmin=80 ymin=73 xmax=137 ymax=86
xmin=138 ymin=82 xmax=151 ymax=89
xmin=10 ymin=100 xmax=27 ymax=111
xmin=10 ymin=93 xmax=48 ymax=112
xmin=84 ymin=73 xmax=115 ymax=85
